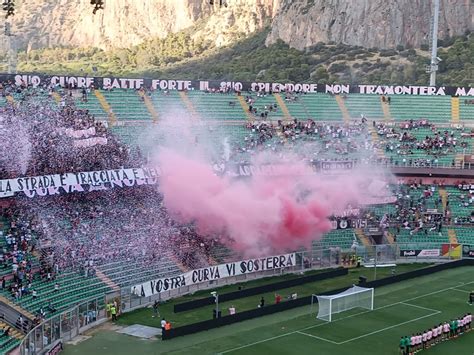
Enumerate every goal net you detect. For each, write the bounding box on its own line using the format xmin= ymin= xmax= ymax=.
xmin=311 ymin=285 xmax=374 ymax=322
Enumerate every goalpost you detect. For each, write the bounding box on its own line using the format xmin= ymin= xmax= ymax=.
xmin=311 ymin=285 xmax=374 ymax=322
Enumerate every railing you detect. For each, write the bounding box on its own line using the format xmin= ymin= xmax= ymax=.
xmin=373 ymin=159 xmax=474 ymax=170
xmin=15 ymin=242 xmax=474 ymax=353
xmin=120 ymin=250 xmax=342 ymax=312
xmin=120 ymin=242 xmax=468 ymax=312
xmin=19 ymin=295 xmax=107 ymax=355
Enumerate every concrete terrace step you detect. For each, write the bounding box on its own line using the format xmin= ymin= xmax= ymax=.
xmin=0 ymin=321 xmax=23 ymax=340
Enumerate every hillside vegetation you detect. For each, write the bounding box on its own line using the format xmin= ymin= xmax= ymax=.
xmin=5 ymin=29 xmax=473 ymax=86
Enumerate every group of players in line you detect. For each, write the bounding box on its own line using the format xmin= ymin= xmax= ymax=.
xmin=399 ymin=313 xmax=472 ymax=354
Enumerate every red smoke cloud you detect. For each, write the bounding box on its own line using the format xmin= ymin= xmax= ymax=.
xmin=156 ymin=148 xmax=372 ymax=257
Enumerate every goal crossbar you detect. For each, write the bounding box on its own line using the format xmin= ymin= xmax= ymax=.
xmin=311 ymin=285 xmax=374 ymax=322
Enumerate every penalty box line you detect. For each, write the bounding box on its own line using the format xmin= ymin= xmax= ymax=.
xmin=335 ymin=310 xmax=441 ymax=345
xmin=296 ymin=302 xmax=441 ymax=345
xmin=296 ymin=313 xmax=441 ymax=346
xmin=399 ymin=302 xmax=441 ymax=313
xmin=218 ymin=280 xmax=474 ymax=354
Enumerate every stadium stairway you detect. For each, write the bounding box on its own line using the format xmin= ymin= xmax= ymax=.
xmin=438 ymin=187 xmax=448 ymax=210
xmin=0 ymin=295 xmax=35 ymax=321
xmin=94 ymin=90 xmax=117 ymax=125
xmin=451 ymin=97 xmax=460 ymax=122
xmin=168 ymin=253 xmax=189 ymax=273
xmin=95 ymin=269 xmax=120 ymax=293
xmin=73 ymin=91 xmax=108 ymax=121
xmin=455 ymin=154 xmax=465 ymax=168
xmin=138 ymin=91 xmax=158 ymax=122
xmin=51 ymin=92 xmax=61 ymax=104
xmin=447 ymin=229 xmax=458 ymax=244
xmin=368 ymin=126 xmax=385 ymax=158
xmin=0 ymin=321 xmax=23 ymax=340
xmin=385 ymin=231 xmax=396 ymax=245
xmin=273 ymin=93 xmax=292 ymax=120
xmin=279 ymin=94 xmax=310 ymax=119
xmin=178 ymin=91 xmax=198 ymax=119
xmin=237 ymin=95 xmax=253 ymax=120
xmin=355 ymin=229 xmax=373 ymax=247
xmin=380 ymin=96 xmax=392 ymax=121
xmin=335 ymin=95 xmax=350 ymax=123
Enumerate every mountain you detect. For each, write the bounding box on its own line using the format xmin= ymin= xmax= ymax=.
xmin=3 ymin=0 xmax=472 ymax=86
xmin=267 ymin=0 xmax=472 ymax=50
xmin=5 ymin=0 xmax=472 ymax=52
xmin=8 ymin=0 xmax=279 ymax=51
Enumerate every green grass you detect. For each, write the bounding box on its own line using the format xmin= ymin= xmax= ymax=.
xmin=62 ymin=266 xmax=473 ymax=355
xmin=117 ymin=263 xmax=429 ymax=328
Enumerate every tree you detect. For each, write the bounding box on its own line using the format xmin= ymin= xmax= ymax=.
xmin=311 ymin=66 xmax=329 ymax=81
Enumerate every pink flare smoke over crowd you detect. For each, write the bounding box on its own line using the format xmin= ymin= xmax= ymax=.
xmin=156 ymin=148 xmax=373 ymax=257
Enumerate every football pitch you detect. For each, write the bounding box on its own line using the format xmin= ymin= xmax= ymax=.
xmin=63 ymin=266 xmax=473 ymax=355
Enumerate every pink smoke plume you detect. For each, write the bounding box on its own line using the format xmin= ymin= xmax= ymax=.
xmin=156 ymin=148 xmax=375 ymax=257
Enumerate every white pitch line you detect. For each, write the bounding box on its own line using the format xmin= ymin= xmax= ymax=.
xmin=400 ymin=280 xmax=474 ymax=304
xmin=400 ymin=302 xmax=441 ymax=313
xmin=217 ymin=332 xmax=292 ymax=354
xmin=296 ymin=331 xmax=339 ymax=345
xmin=219 ymin=280 xmax=474 ymax=354
xmin=336 ymin=311 xmax=441 ymax=345
xmin=451 ymin=288 xmax=470 ymax=294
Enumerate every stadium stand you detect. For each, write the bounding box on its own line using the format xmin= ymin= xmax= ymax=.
xmin=390 ymin=227 xmax=450 ymax=249
xmin=376 ymin=123 xmax=470 ymax=166
xmin=99 ymin=255 xmax=182 ymax=288
xmin=313 ymin=229 xmax=357 ymax=249
xmin=343 ymin=94 xmax=385 ymax=120
xmin=101 ymin=90 xmax=153 ymax=121
xmin=187 ymin=91 xmax=247 ymax=121
xmin=1 ymin=82 xmax=474 ymax=353
xmin=150 ymin=90 xmax=187 ymax=117
xmin=459 ymin=97 xmax=474 ymax=121
xmin=0 ymin=327 xmax=21 ymax=354
xmin=1 ymin=272 xmax=111 ymax=316
xmin=454 ymin=227 xmax=474 ymax=245
xmin=389 ymin=95 xmax=452 ymax=122
xmin=281 ymin=93 xmax=343 ymax=120
xmin=74 ymin=91 xmax=108 ymax=121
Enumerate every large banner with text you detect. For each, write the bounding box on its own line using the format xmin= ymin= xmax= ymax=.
xmin=131 ymin=253 xmax=296 ymax=297
xmin=0 ymin=167 xmax=160 ymax=198
xmin=2 ymin=72 xmax=472 ymax=96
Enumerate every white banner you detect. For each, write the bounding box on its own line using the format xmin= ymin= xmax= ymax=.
xmin=73 ymin=137 xmax=108 ymax=148
xmin=0 ymin=167 xmax=160 ymax=198
xmin=400 ymin=249 xmax=440 ymax=257
xmin=11 ymin=73 xmax=474 ymax=96
xmin=63 ymin=127 xmax=96 ymax=139
xmin=131 ymin=253 xmax=296 ymax=297
xmin=359 ymin=195 xmax=397 ymax=205
xmin=418 ymin=249 xmax=440 ymax=257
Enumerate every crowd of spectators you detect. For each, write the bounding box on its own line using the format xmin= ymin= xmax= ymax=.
xmin=0 ymin=83 xmax=473 ymax=334
xmin=235 ymin=119 xmax=377 ymax=165
xmin=0 ymin=80 xmax=142 ymax=179
xmin=0 ymin=83 xmax=223 ymax=325
xmin=358 ymin=179 xmax=474 ymax=241
xmin=375 ymin=119 xmax=470 ymax=167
